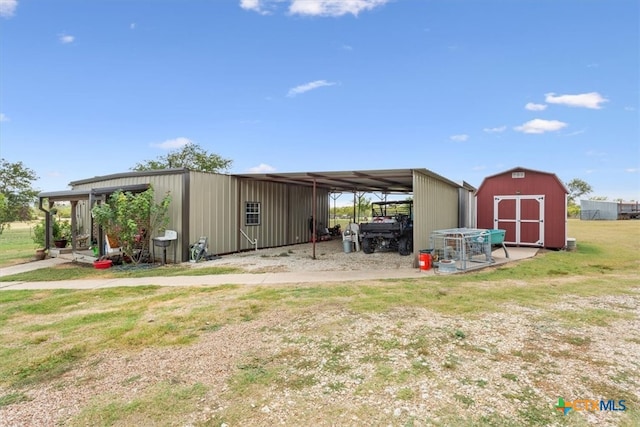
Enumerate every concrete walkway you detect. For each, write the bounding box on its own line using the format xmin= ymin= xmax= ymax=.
xmin=0 ymin=247 xmax=538 ymax=290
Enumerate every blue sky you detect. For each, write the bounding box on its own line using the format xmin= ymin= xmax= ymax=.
xmin=1 ymin=0 xmax=638 ymax=202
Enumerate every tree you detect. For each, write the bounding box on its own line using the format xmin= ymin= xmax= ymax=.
xmin=0 ymin=158 xmax=39 ymax=234
xmin=131 ymin=143 xmax=232 ymax=173
xmin=356 ymin=194 xmax=372 ymax=221
xmin=92 ymin=187 xmax=172 ymax=264
xmin=566 ymin=178 xmax=593 ymax=204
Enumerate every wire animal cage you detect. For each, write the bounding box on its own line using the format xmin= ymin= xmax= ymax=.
xmin=429 ymin=228 xmax=495 ymax=272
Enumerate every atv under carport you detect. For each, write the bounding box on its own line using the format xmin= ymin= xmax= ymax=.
xmin=359 ymin=200 xmax=413 ymax=256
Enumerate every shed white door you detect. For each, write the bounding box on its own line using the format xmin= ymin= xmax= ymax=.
xmin=493 ymin=195 xmax=544 ymax=246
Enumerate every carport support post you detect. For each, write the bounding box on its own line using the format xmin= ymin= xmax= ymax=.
xmin=312 ymin=179 xmax=317 ymax=260
xmin=330 ymin=192 xmax=341 ymax=226
xmin=352 ymin=192 xmax=356 ymax=222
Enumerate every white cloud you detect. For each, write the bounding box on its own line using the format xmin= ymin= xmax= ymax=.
xmin=545 ymin=92 xmax=608 ymax=109
xmin=151 ymin=137 xmax=192 ymax=150
xmin=240 ymin=0 xmax=389 ymax=17
xmin=450 ymin=134 xmax=469 ymax=142
xmin=289 ymin=0 xmax=389 ymax=16
xmin=625 ymin=168 xmax=638 ymax=173
xmin=525 ymin=102 xmax=547 ymax=111
xmin=0 ymin=0 xmax=17 ymax=18
xmin=483 ymin=126 xmax=506 ymax=133
xmin=0 ymin=113 xmax=9 ymax=122
xmin=59 ymin=33 xmax=75 ymax=44
xmin=287 ymin=80 xmax=336 ymax=97
xmin=514 ymin=119 xmax=567 ymax=134
xmin=239 ymin=0 xmax=270 ymax=14
xmin=624 ymin=106 xmax=636 ymax=111
xmin=247 ymin=163 xmax=277 ymax=173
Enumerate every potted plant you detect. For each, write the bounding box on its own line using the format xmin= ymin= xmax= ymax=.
xmin=53 ymin=219 xmax=72 ymax=248
xmin=32 ymin=216 xmax=72 ymax=249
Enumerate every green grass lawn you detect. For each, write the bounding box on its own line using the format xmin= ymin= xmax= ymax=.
xmin=0 ymin=219 xmax=638 ymax=426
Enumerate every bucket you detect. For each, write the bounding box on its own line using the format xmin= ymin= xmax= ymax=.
xmin=566 ymin=237 xmax=577 ymax=251
xmin=342 ymin=239 xmax=352 ymax=253
xmin=419 ymin=249 xmax=432 ymax=271
xmin=438 ymin=259 xmax=457 ymax=274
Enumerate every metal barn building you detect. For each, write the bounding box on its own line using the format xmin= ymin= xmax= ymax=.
xmin=38 ymin=167 xmax=474 ymax=264
xmin=579 ymin=200 xmax=619 ymax=220
xmin=475 ymin=167 xmax=568 ymax=249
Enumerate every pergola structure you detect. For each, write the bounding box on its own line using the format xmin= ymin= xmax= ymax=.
xmin=37 ymin=184 xmax=149 ymax=256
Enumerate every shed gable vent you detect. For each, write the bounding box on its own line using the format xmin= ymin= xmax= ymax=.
xmin=512 ymin=171 xmax=525 ymax=179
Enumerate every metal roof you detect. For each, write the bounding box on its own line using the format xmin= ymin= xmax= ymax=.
xmin=38 ymin=184 xmax=151 ymax=202
xmin=46 ymin=167 xmax=468 ymax=198
xmin=69 ymin=168 xmax=188 ymax=186
xmin=234 ymin=168 xmax=464 ymax=193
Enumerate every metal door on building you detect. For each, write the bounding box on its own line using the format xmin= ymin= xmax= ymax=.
xmin=493 ymin=195 xmax=544 ymax=246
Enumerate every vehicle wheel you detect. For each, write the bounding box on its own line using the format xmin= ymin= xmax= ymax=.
xmin=398 ymin=236 xmax=412 ymax=256
xmin=362 ymin=238 xmax=374 ymax=254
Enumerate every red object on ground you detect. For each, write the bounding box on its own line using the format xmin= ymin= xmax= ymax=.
xmin=93 ymin=260 xmax=113 ymax=269
xmin=419 ymin=251 xmax=431 ymax=271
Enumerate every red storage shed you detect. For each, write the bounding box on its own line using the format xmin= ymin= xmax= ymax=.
xmin=475 ymin=167 xmax=568 ymax=249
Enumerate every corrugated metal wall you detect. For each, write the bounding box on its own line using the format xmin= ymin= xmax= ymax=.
xmin=189 ymin=171 xmax=239 ymax=255
xmin=236 ymin=178 xmax=329 ymax=251
xmin=72 ymin=171 xmax=186 ymax=262
xmin=71 ymin=170 xmax=331 ymax=260
xmin=458 ymin=188 xmax=476 ymax=228
xmin=72 ymin=200 xmax=92 ymax=237
xmin=580 ymin=200 xmax=618 ymax=220
xmin=413 ymin=170 xmax=460 ymax=258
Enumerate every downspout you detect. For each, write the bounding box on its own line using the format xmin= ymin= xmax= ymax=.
xmin=181 ymin=169 xmax=190 ymax=263
xmin=70 ymin=201 xmax=78 ymax=252
xmin=38 ymin=197 xmax=51 ymax=250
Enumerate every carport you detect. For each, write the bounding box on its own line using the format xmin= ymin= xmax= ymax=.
xmin=234 ymin=168 xmax=474 ymax=264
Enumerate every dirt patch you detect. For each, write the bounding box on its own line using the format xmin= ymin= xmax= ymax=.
xmin=2 ymin=291 xmax=638 ymax=426
xmin=192 ymin=239 xmax=416 ymax=272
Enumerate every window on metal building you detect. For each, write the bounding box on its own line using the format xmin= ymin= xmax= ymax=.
xmin=245 ymin=202 xmax=261 ymax=226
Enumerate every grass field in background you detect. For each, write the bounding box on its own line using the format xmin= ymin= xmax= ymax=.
xmin=0 ymin=222 xmax=39 ymax=267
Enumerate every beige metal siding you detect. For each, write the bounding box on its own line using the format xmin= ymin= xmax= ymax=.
xmin=458 ymin=188 xmax=477 ymax=228
xmin=72 ymin=172 xmax=186 ymax=263
xmin=72 ymin=200 xmax=92 ymax=237
xmin=189 ymin=171 xmax=239 ymax=255
xmin=237 ymin=179 xmax=329 ymax=250
xmin=413 ymin=170 xmax=459 ymax=258
xmin=287 ymin=184 xmax=329 ymax=245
